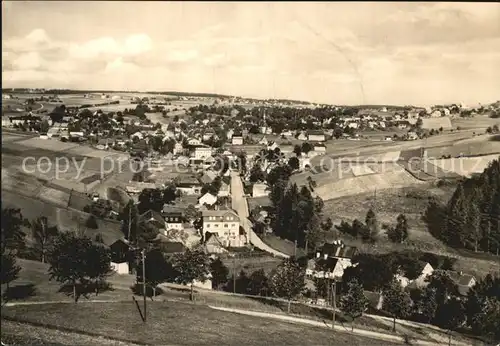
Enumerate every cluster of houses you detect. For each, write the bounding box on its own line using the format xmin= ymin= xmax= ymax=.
xmin=305 ymin=240 xmax=478 ymax=309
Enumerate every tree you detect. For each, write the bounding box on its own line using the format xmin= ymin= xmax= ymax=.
xmin=470 ymin=298 xmax=500 ymax=343
xmin=48 ymin=232 xmax=93 ymax=302
xmin=31 ymin=216 xmax=59 ymax=263
xmin=340 ymin=278 xmax=368 ymax=331
xmin=85 ymin=214 xmax=99 ymax=229
xmin=210 ymin=257 xmax=229 ymax=290
xmin=387 ymin=214 xmax=409 ymax=243
xmin=293 ymin=144 xmax=302 ymax=157
xmin=172 ymin=248 xmax=211 ymax=300
xmin=466 ymin=274 xmax=500 ymax=337
xmin=137 ymin=248 xmax=175 ymax=298
xmin=1 ymin=208 xmax=27 ymax=254
xmin=342 ymin=254 xmax=393 ymax=292
xmin=248 ymin=269 xmax=269 ymax=296
xmin=301 ymin=142 xmax=313 ymax=155
xmin=436 ymin=297 xmax=465 ymax=345
xmin=40 ymin=119 xmax=50 ymax=133
xmin=184 ymin=204 xmax=201 ymax=224
xmin=85 ymin=244 xmax=113 ymax=296
xmin=363 ymin=209 xmax=379 ymax=243
xmin=1 ymin=252 xmax=21 ymax=291
xmin=249 ymin=164 xmax=266 ymax=183
xmin=120 ymin=201 xmax=140 ymax=243
xmin=269 ymin=258 xmax=305 ymax=312
xmin=425 ymin=270 xmax=460 ymax=307
xmin=415 ymin=287 xmax=438 ymax=323
xmin=383 ymin=279 xmax=412 ymax=332
xmin=288 ymin=156 xmax=300 ymax=171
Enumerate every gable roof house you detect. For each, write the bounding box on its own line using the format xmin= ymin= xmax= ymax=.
xmin=204 ymin=232 xmax=228 ymax=254
xmin=317 ymin=241 xmax=358 ymax=260
xmin=447 ymin=271 xmax=477 ymax=296
xmin=175 ymin=174 xmax=202 ymax=195
xmin=307 ymin=130 xmax=326 ymax=142
xmin=217 ymin=177 xmax=231 ymax=197
xmin=199 ymin=192 xmax=218 ymax=207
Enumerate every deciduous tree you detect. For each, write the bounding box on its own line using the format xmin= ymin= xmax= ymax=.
xmin=269 ymin=258 xmax=305 ymax=312
xmin=209 ymin=257 xmax=229 ymax=290
xmin=340 ymin=278 xmax=368 ymax=331
xmin=1 ymin=252 xmax=21 ymax=291
xmin=383 ymin=279 xmax=412 ymax=332
xmin=31 ymin=216 xmax=59 ymax=263
xmin=172 ymin=248 xmax=211 ymax=300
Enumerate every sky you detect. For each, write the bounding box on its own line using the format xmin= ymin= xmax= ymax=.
xmin=2 ymin=2 xmax=500 ymax=106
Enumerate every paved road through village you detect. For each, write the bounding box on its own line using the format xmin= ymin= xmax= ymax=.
xmin=230 ymin=170 xmax=288 ymax=258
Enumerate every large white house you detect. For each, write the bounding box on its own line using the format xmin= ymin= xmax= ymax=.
xmin=202 ymin=209 xmax=241 ymax=247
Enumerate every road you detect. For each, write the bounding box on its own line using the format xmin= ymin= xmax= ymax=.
xmin=230 ymin=171 xmax=288 ymax=258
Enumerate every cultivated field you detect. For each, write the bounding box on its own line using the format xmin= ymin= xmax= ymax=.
xmin=451 ymin=116 xmax=500 ymax=130
xmin=1 ymin=189 xmax=121 ymax=235
xmin=315 ymin=169 xmax=424 ymax=201
xmin=427 ymin=154 xmax=500 ymax=177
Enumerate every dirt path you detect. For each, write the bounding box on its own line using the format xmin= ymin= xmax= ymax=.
xmin=209 ymin=305 xmax=475 ymax=346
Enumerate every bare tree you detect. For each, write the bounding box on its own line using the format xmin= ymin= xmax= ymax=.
xmin=31 ymin=216 xmax=59 ymax=263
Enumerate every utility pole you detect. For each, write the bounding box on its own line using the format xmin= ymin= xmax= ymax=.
xmin=332 ymin=279 xmax=336 ymax=330
xmin=127 ymin=202 xmax=132 ymax=241
xmin=142 ymin=249 xmax=147 ymax=322
xmin=233 ymin=255 xmax=236 ymax=294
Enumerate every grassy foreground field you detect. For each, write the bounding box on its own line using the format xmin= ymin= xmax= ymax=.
xmin=1 ymin=301 xmax=398 ymax=346
xmin=2 ymin=259 xmax=481 ymax=345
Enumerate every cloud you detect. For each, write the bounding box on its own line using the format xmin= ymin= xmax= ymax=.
xmin=2 ymin=2 xmax=499 ymax=105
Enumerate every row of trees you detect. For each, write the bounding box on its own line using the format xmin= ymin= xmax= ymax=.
xmin=424 ymin=158 xmax=500 ymax=254
xmin=335 ymin=210 xmax=409 ymax=244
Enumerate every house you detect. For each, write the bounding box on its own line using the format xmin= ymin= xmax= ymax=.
xmin=307 ymin=130 xmax=325 ymax=142
xmin=141 ymin=209 xmax=166 ymax=231
xmin=232 ymin=134 xmax=244 ymax=145
xmin=305 ymin=256 xmax=351 ymax=280
xmin=96 ymin=235 xmax=130 ymax=275
xmin=218 ymin=178 xmax=231 ymax=197
xmin=173 ymin=142 xmax=184 ymax=155
xmin=159 ymin=241 xmax=187 ymax=255
xmin=317 ymin=241 xmax=357 ymax=259
xmin=297 ymin=132 xmax=307 ymax=141
xmin=385 ymin=136 xmax=393 ymax=141
xmin=188 ymin=138 xmax=202 ymax=146
xmin=430 ymin=110 xmax=442 ymax=118
xmin=202 ymin=209 xmax=241 ymax=247
xmin=176 ymin=175 xmax=202 ymax=195
xmin=313 ymin=144 xmax=326 ymax=154
xmin=365 ymin=291 xmax=384 ymax=310
xmin=407 ymin=132 xmax=419 ymax=141
xmin=199 ymin=172 xmax=215 ymax=185
xmin=199 ymin=192 xmax=217 ymax=206
xmin=397 ymin=262 xmax=434 ymax=289
xmin=131 ymin=131 xmax=144 ymax=140
xmin=163 ymin=210 xmax=184 ymax=232
xmin=447 ymin=271 xmax=477 ymax=296
xmin=96 ymin=139 xmax=109 ymax=150
xmin=252 ymin=183 xmax=269 ymax=197
xmin=347 ymin=122 xmax=359 ymax=129
xmin=193 ymin=146 xmax=212 ymax=160
xmin=204 ymin=232 xmax=228 ymax=254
